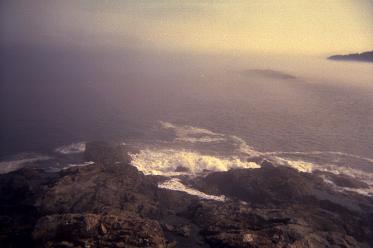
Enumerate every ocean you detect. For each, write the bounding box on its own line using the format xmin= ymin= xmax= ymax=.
xmin=1 ymin=44 xmax=373 ymax=194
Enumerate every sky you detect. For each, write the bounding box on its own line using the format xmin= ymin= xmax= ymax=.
xmin=1 ymin=0 xmax=372 ymax=55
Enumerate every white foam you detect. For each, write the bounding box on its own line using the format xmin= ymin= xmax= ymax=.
xmin=270 ymin=154 xmax=373 ymax=183
xmin=62 ymin=161 xmax=95 ymax=170
xmin=175 ymin=136 xmax=227 ymax=143
xmin=130 ymin=148 xmax=260 ymax=176
xmin=271 ymin=155 xmax=373 ymax=182
xmin=149 ymin=121 xmax=373 ymax=197
xmin=55 ymin=142 xmax=86 ymax=154
xmin=271 ymin=157 xmax=314 ymax=173
xmin=158 ymin=178 xmax=226 ymax=201
xmin=316 ymin=164 xmax=373 ymax=184
xmin=160 ymin=121 xmax=221 ymax=137
xmin=159 ymin=121 xmax=226 ymax=143
xmin=159 ymin=121 xmax=260 ymax=156
xmin=272 ymin=156 xmax=373 ymax=195
xmin=266 ymin=151 xmax=373 ymax=164
xmin=0 ymin=154 xmax=51 ymax=174
xmin=154 ymin=121 xmax=373 ymax=196
xmin=341 ymin=187 xmax=373 ymax=197
xmin=320 ymin=174 xmax=373 ymax=196
xmin=229 ymin=135 xmax=261 ymax=156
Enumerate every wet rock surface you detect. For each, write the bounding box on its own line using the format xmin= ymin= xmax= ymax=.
xmin=1 ymin=141 xmax=373 ymax=247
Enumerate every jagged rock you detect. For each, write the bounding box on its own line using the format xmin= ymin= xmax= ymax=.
xmin=166 ymin=240 xmax=178 ymax=248
xmin=163 ymin=223 xmax=192 ymax=238
xmin=163 ymin=224 xmax=175 ymax=232
xmin=84 ymin=141 xmax=130 ymax=165
xmin=33 ymin=213 xmax=166 ymax=248
xmin=38 ymin=162 xmax=159 ymax=217
xmin=175 ymin=224 xmax=192 ymax=237
xmin=184 ymin=200 xmax=369 ymax=248
xmin=100 ymin=223 xmax=107 ymax=235
xmin=1 ymin=141 xmax=373 ymax=247
xmin=194 ymin=166 xmax=319 ymax=206
xmin=187 ymin=165 xmax=373 ymax=247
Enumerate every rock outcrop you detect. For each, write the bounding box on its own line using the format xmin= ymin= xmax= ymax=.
xmin=1 ymin=141 xmax=373 ymax=247
xmin=84 ymin=141 xmax=131 ymax=165
xmin=193 ymin=165 xmax=319 ymax=206
xmin=0 ymin=142 xmax=165 ymax=248
xmin=33 ymin=213 xmax=166 ymax=248
xmin=186 ymin=165 xmax=373 ymax=247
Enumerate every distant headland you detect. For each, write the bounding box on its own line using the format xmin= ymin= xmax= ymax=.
xmin=328 ymin=51 xmax=373 ymax=63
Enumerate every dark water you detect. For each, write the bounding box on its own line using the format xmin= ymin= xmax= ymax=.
xmin=1 ymin=44 xmax=373 ymax=164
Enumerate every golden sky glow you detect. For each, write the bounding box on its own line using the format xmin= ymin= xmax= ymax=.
xmin=1 ymin=0 xmax=372 ymax=55
xmin=113 ymin=0 xmax=373 ymax=55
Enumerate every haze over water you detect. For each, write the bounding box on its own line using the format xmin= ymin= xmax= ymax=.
xmin=1 ymin=1 xmax=373 ymax=180
xmin=1 ymin=47 xmax=373 ymax=161
xmin=4 ymin=3 xmax=373 ymax=248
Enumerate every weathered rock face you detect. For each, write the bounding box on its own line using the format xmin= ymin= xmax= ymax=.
xmin=186 ymin=162 xmax=373 ymax=247
xmin=1 ymin=141 xmax=373 ymax=248
xmin=33 ymin=213 xmax=166 ymax=248
xmin=184 ymin=200 xmax=370 ymax=248
xmin=0 ymin=168 xmax=57 ymax=247
xmin=0 ymin=142 xmax=166 ymax=248
xmin=194 ymin=165 xmax=318 ymax=206
xmin=38 ymin=162 xmax=159 ymax=217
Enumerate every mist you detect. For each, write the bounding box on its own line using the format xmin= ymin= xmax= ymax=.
xmin=1 ymin=39 xmax=373 ymax=158
xmin=1 ymin=1 xmax=373 ymax=247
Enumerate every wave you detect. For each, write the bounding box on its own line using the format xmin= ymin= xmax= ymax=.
xmin=158 ymin=178 xmax=226 ymax=201
xmin=269 ymin=153 xmax=373 ymax=181
xmin=266 ymin=150 xmax=373 ymax=164
xmin=159 ymin=121 xmax=227 ymax=143
xmin=270 ymin=157 xmax=314 ymax=173
xmin=0 ymin=153 xmax=51 ymax=174
xmin=320 ymin=173 xmax=373 ymax=196
xmin=147 ymin=121 xmax=373 ymax=196
xmin=55 ymin=142 xmax=86 ymax=154
xmin=30 ymin=121 xmax=372 ymax=197
xmin=62 ymin=161 xmax=95 ymax=170
xmin=229 ymin=135 xmax=261 ymax=156
xmin=130 ymin=148 xmax=260 ymax=176
xmin=266 ymin=150 xmax=373 ymax=183
xmin=316 ymin=164 xmax=373 ymax=185
xmin=158 ymin=121 xmax=260 ymax=156
xmin=267 ymin=154 xmax=373 ymax=196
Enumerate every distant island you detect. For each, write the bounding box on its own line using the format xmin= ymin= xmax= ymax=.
xmin=328 ymin=51 xmax=373 ymax=63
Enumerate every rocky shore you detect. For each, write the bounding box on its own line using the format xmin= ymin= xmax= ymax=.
xmin=1 ymin=141 xmax=373 ymax=247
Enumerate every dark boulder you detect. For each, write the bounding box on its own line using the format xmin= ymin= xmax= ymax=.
xmin=195 ymin=166 xmax=319 ymax=206
xmin=38 ymin=162 xmax=159 ymax=217
xmin=84 ymin=141 xmax=130 ymax=165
